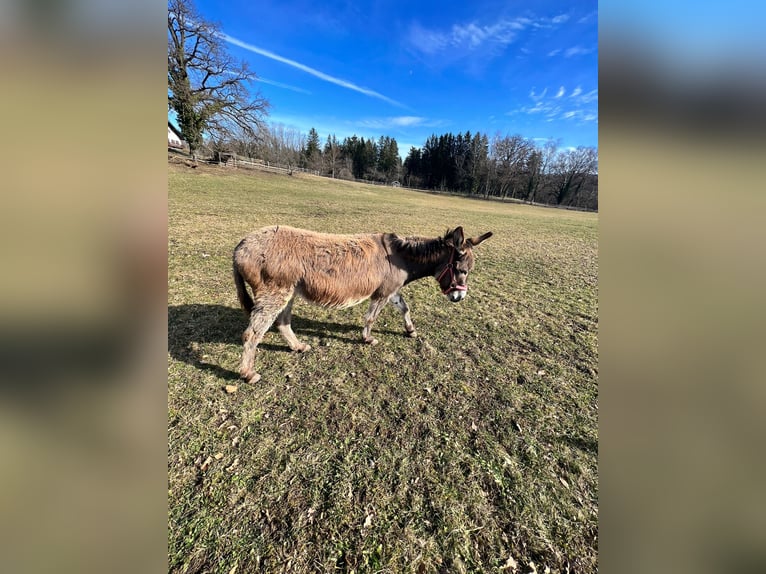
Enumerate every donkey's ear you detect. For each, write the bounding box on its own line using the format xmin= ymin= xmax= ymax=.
xmin=451 ymin=226 xmax=465 ymax=249
xmin=468 ymin=231 xmax=493 ymax=247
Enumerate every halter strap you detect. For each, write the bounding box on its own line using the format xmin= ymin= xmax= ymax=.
xmin=437 ymin=247 xmax=467 ymax=294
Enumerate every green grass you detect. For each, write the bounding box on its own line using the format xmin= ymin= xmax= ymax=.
xmin=168 ymin=162 xmax=598 ymax=573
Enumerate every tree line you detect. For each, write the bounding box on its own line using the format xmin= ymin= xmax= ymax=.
xmin=217 ymin=127 xmax=597 ymax=210
xmin=404 ymin=132 xmax=597 ymax=210
xmin=219 ymin=126 xmax=403 ymax=182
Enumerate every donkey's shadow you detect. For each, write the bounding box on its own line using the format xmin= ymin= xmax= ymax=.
xmin=168 ymin=304 xmax=400 ymax=380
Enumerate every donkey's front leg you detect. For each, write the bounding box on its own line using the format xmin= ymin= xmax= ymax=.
xmin=362 ymin=298 xmax=388 ymax=345
xmin=390 ymin=292 xmax=417 ymax=338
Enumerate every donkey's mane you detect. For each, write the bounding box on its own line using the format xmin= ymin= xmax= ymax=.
xmin=388 ymin=233 xmax=448 ymax=263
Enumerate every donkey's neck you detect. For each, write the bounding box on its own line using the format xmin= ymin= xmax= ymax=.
xmin=403 ymin=261 xmax=441 ymax=285
xmin=386 ymin=234 xmax=449 ymax=285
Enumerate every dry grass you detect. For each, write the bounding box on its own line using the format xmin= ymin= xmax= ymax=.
xmin=168 ymin=163 xmax=598 ymax=573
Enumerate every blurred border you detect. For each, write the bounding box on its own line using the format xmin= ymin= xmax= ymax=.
xmin=600 ymin=4 xmax=766 ymax=574
xmin=0 ymin=1 xmax=168 ymax=573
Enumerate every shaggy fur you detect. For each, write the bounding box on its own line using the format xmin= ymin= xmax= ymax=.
xmin=233 ymin=225 xmax=492 ymax=382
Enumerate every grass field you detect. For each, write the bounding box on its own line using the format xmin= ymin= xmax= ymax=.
xmin=168 ymin=162 xmax=598 ymax=573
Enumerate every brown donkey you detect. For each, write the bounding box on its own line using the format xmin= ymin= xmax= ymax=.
xmin=233 ymin=225 xmax=492 ymax=382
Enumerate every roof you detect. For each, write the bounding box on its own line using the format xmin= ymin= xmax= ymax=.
xmin=168 ymin=121 xmax=184 ymax=141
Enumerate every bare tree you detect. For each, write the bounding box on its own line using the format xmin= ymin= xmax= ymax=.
xmin=254 ymin=124 xmax=304 ymax=173
xmin=551 ymin=147 xmax=598 ymax=205
xmin=323 ymin=134 xmax=341 ymax=178
xmin=525 ymin=139 xmax=558 ymax=204
xmin=230 ymin=124 xmax=260 ymax=159
xmin=168 ymin=0 xmax=269 ymax=157
xmin=491 ymin=133 xmax=533 ymax=199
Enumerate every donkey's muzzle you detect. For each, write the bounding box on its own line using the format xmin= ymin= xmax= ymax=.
xmin=446 ymin=287 xmax=467 ymax=302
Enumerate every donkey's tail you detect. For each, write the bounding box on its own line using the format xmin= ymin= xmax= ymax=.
xmin=233 ymin=246 xmax=254 ymax=315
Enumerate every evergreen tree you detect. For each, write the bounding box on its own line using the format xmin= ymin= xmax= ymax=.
xmin=377 ymin=136 xmax=401 ymax=183
xmin=303 ymin=127 xmax=322 ymax=171
xmin=403 ymin=146 xmax=422 ymax=187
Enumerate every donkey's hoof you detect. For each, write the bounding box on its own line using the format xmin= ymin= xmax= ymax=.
xmin=240 ymin=371 xmax=262 ymax=383
xmin=294 ymin=343 xmax=311 ymax=353
xmin=406 ymin=329 xmax=418 ymax=338
xmin=364 ymin=337 xmax=379 ymax=346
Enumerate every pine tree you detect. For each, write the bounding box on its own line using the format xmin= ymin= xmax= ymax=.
xmin=303 ymin=127 xmax=322 ymax=171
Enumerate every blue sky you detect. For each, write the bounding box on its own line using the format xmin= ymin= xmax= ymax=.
xmin=191 ymin=0 xmax=598 ymax=154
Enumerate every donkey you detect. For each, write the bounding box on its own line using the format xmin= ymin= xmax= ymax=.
xmin=233 ymin=225 xmax=492 ymax=382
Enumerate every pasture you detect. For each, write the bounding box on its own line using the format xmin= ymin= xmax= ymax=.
xmin=168 ymin=162 xmax=598 ymax=573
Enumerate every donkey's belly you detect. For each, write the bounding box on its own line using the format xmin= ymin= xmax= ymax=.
xmin=333 ymin=295 xmax=372 ymax=309
xmin=296 ymin=280 xmax=375 ymax=309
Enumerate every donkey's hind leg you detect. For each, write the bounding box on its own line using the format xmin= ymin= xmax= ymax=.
xmin=390 ymin=292 xmax=417 ymax=338
xmin=276 ymin=295 xmax=311 ymax=352
xmin=362 ymin=297 xmax=388 ymax=345
xmin=239 ymin=289 xmax=293 ymax=383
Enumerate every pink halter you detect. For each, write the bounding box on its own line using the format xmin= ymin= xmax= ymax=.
xmin=436 ymin=247 xmax=467 ymax=294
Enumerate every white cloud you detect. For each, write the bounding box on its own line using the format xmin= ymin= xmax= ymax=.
xmin=391 ymin=116 xmax=426 ymax=126
xmin=409 ymin=13 xmax=568 ymax=55
xmin=358 ymin=116 xmax=444 ymax=130
xmin=255 ymin=77 xmax=311 ymax=94
xmin=409 ymin=23 xmax=449 ymax=54
xmin=449 ymin=19 xmax=526 ymax=49
xmin=512 ymin=86 xmax=598 ymax=123
xmin=220 ymin=32 xmax=406 ymax=108
xmin=525 ymin=102 xmax=548 ymax=114
xmin=579 ymin=89 xmax=598 ymax=103
xmin=564 ymin=45 xmax=593 ymax=58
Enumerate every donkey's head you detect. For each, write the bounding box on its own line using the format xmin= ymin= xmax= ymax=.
xmin=436 ymin=227 xmax=493 ymax=302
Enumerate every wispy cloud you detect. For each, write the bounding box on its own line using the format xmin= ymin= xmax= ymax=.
xmin=255 ymin=77 xmax=311 ymax=94
xmin=225 ymin=69 xmax=311 ymax=94
xmin=511 ymin=86 xmax=598 ymax=124
xmin=548 ymin=45 xmax=596 ymax=59
xmin=408 ymin=23 xmax=449 ymax=55
xmin=408 ymin=14 xmax=568 ymax=55
xmin=390 ymin=116 xmax=428 ymax=127
xmin=357 ymin=116 xmax=445 ymax=130
xmin=564 ymin=45 xmax=595 ymax=58
xmin=450 ymin=18 xmax=529 ymax=48
xmin=578 ymin=89 xmax=598 ymax=104
xmin=219 ymin=32 xmax=406 ymax=108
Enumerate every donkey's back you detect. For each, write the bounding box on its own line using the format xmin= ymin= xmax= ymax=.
xmin=233 ymin=225 xmax=393 ymax=310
